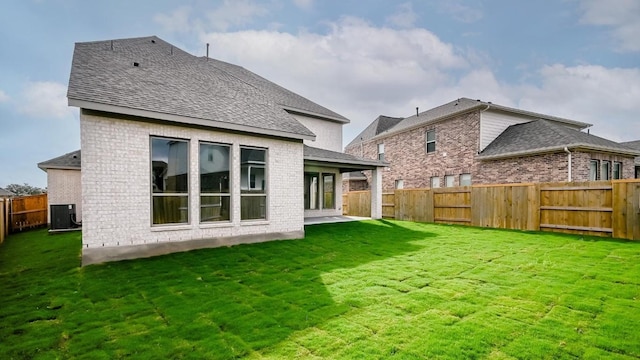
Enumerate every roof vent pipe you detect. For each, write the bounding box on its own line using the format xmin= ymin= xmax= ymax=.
xmin=206 ymin=43 xmax=209 ymax=60
xmin=416 ymin=107 xmax=419 ymax=117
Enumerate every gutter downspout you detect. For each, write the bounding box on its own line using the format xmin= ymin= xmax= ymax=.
xmin=564 ymin=147 xmax=572 ymax=182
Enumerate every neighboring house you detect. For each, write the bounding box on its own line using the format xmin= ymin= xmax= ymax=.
xmin=37 ymin=150 xmax=82 ymax=224
xmin=621 ymin=140 xmax=640 ymax=178
xmin=0 ymin=187 xmax=15 ymax=198
xmin=67 ymin=36 xmax=385 ymax=265
xmin=345 ymin=98 xmax=639 ymax=190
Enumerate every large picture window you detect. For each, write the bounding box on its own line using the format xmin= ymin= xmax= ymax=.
xmin=304 ymin=173 xmax=319 ymax=210
xmin=151 ymin=137 xmax=189 ymax=225
xmin=240 ymin=147 xmax=267 ymax=220
xmin=200 ymin=143 xmax=230 ymax=222
xmin=323 ymin=174 xmax=335 ymax=209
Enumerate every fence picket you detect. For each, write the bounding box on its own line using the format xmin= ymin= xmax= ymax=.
xmin=343 ymin=180 xmax=640 ymax=240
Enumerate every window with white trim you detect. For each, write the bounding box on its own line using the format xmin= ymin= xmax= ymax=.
xmin=613 ymin=162 xmax=622 ymax=180
xmin=460 ymin=173 xmax=472 ymax=186
xmin=200 ymin=142 xmax=231 ymax=222
xmin=601 ymin=160 xmax=611 ymax=180
xmin=426 ymin=130 xmax=436 ymax=153
xmin=240 ymin=147 xmax=267 ymax=220
xmin=445 ymin=175 xmax=455 ymax=187
xmin=430 ymin=176 xmax=440 ymax=188
xmin=589 ymin=160 xmax=599 ymax=180
xmin=151 ymin=137 xmax=189 ymax=225
xmin=377 ymin=143 xmax=385 ymax=161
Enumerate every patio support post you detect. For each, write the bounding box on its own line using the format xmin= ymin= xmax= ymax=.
xmin=370 ymin=166 xmax=383 ymax=219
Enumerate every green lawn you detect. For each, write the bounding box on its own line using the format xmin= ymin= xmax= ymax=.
xmin=1 ymin=220 xmax=639 ymax=359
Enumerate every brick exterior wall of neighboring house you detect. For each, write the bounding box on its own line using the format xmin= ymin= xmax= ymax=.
xmin=345 ymin=111 xmax=637 ymax=190
xmin=345 ymin=111 xmax=481 ymax=191
xmin=477 ymin=153 xmax=570 ymax=183
xmin=81 ymin=110 xmax=304 ymax=251
xmin=46 ymin=168 xmax=82 ymax=224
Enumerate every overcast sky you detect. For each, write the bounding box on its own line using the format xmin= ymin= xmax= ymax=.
xmin=1 ymin=0 xmax=639 ymax=189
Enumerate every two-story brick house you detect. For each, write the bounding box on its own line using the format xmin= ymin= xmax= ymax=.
xmin=345 ymin=98 xmax=639 ymax=190
xmin=65 ymin=36 xmax=385 ymax=265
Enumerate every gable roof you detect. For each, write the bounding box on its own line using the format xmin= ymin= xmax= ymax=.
xmin=345 ymin=115 xmax=403 ymax=148
xmin=0 ymin=187 xmax=15 ymax=197
xmin=479 ymin=119 xmax=640 ymax=160
xmin=68 ymin=36 xmax=347 ymax=141
xmin=38 ymin=150 xmax=81 ymax=171
xmin=368 ymin=98 xmax=591 ymax=141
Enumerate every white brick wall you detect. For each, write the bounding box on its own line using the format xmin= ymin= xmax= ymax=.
xmin=46 ymin=169 xmax=82 ymax=223
xmin=293 ymin=114 xmax=343 ymax=152
xmin=81 ymin=111 xmax=304 ymax=250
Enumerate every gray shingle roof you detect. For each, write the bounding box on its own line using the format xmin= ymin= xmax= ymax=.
xmin=304 ymin=145 xmax=387 ymax=169
xmin=479 ymin=120 xmax=640 ymax=159
xmin=345 ymin=115 xmax=403 ymax=148
xmin=373 ymin=98 xmax=591 ymax=139
xmin=68 ymin=36 xmax=346 ymax=140
xmin=0 ymin=187 xmax=15 ymax=197
xmin=38 ymin=150 xmax=81 ymax=171
xmin=621 ymin=140 xmax=640 ymax=165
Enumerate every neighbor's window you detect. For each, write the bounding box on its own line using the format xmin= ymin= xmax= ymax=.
xmin=395 ymin=179 xmax=404 ymax=189
xmin=460 ymin=173 xmax=472 ymax=186
xmin=377 ymin=143 xmax=385 ymax=161
xmin=426 ymin=130 xmax=436 ymax=153
xmin=430 ymin=176 xmax=440 ymax=188
xmin=240 ymin=147 xmax=267 ymax=220
xmin=304 ymin=172 xmax=319 ymax=210
xmin=151 ymin=137 xmax=189 ymax=225
xmin=323 ymin=174 xmax=335 ymax=209
xmin=200 ymin=142 xmax=231 ymax=222
xmin=589 ymin=160 xmax=599 ymax=181
xmin=601 ymin=160 xmax=611 ymax=180
xmin=613 ymin=162 xmax=622 ymax=180
xmin=445 ymin=175 xmax=455 ymax=187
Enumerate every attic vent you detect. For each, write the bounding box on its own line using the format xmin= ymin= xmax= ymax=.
xmin=151 ymin=39 xmax=156 ymax=43
xmin=133 ymin=62 xmax=139 ymax=67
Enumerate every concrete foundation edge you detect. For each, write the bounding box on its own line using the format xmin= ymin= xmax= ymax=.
xmin=82 ymin=230 xmax=305 ymax=266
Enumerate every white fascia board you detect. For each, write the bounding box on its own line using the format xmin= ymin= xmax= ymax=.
xmin=69 ymin=99 xmax=316 ymax=141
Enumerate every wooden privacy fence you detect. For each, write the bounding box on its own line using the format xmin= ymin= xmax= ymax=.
xmin=0 ymin=198 xmax=8 ymax=244
xmin=343 ymin=180 xmax=640 ymax=241
xmin=8 ymin=194 xmax=48 ymax=233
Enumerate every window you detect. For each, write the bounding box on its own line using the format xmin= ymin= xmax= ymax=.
xmin=589 ymin=160 xmax=599 ymax=180
xmin=323 ymin=174 xmax=335 ymax=209
xmin=445 ymin=175 xmax=455 ymax=187
xmin=426 ymin=130 xmax=436 ymax=153
xmin=240 ymin=147 xmax=267 ymax=220
xmin=200 ymin=143 xmax=230 ymax=222
xmin=460 ymin=173 xmax=472 ymax=186
xmin=151 ymin=137 xmax=189 ymax=225
xmin=430 ymin=176 xmax=440 ymax=188
xmin=304 ymin=173 xmax=319 ymax=210
xmin=613 ymin=162 xmax=622 ymax=180
xmin=395 ymin=179 xmax=404 ymax=189
xmin=377 ymin=143 xmax=385 ymax=161
xmin=601 ymin=161 xmax=611 ymax=180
